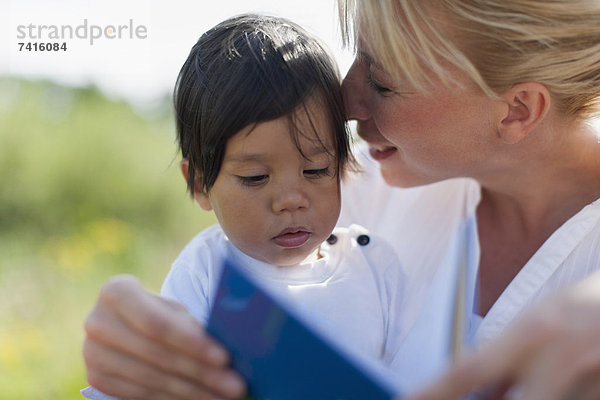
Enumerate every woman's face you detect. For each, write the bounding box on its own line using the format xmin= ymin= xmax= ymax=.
xmin=342 ymin=49 xmax=498 ymax=187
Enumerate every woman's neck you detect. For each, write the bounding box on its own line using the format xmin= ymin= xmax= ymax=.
xmin=475 ymin=122 xmax=600 ymax=315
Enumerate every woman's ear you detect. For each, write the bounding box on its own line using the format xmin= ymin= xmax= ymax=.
xmin=496 ymin=82 xmax=551 ymax=144
xmin=180 ymin=159 xmax=212 ymax=211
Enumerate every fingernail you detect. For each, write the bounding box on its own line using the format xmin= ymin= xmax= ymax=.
xmin=207 ymin=345 xmax=228 ymax=364
xmin=219 ymin=374 xmax=245 ymax=397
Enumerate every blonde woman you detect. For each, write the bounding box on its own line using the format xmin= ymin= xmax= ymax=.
xmin=83 ymin=1 xmax=600 ymax=399
xmin=339 ymin=0 xmax=600 ymax=398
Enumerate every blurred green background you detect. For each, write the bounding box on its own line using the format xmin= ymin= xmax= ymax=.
xmin=0 ymin=77 xmax=216 ymax=399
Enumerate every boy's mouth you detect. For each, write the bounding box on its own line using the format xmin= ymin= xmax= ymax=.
xmin=272 ymin=227 xmax=311 ymax=248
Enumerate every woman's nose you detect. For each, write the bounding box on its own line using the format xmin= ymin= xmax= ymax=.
xmin=342 ymin=59 xmax=371 ymax=121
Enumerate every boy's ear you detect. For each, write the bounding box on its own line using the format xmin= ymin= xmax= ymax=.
xmin=496 ymin=82 xmax=551 ymax=144
xmin=180 ymin=159 xmax=212 ymax=211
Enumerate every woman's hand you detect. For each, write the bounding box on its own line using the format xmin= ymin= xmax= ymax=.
xmin=82 ymin=275 xmax=247 ymax=400
xmin=405 ymin=271 xmax=600 ymax=400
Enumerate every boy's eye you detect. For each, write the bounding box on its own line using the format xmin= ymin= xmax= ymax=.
xmin=238 ymin=175 xmax=268 ymax=186
xmin=304 ymin=167 xmax=331 ymax=178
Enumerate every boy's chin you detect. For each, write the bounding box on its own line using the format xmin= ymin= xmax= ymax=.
xmin=264 ymin=247 xmax=321 ymax=267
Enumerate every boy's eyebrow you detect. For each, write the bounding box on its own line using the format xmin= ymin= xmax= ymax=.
xmin=224 ymin=146 xmax=332 ymax=163
xmin=304 ymin=145 xmax=332 ymax=158
xmin=223 ymin=153 xmax=266 ymax=163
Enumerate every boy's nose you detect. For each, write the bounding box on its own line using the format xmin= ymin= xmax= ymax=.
xmin=272 ymin=185 xmax=309 ymax=214
xmin=342 ymin=59 xmax=371 ymax=122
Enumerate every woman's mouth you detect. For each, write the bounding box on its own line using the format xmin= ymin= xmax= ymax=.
xmin=272 ymin=228 xmax=311 ymax=248
xmin=369 ymin=145 xmax=397 ymax=161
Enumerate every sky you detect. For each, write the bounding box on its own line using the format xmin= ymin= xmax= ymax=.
xmin=2 ymin=0 xmax=599 ymax=132
xmin=1 ymin=0 xmax=354 ymax=105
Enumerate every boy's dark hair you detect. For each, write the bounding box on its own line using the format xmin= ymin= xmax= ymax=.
xmin=174 ymin=13 xmax=353 ymax=194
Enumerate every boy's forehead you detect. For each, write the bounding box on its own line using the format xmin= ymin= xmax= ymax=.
xmin=223 ymin=112 xmax=334 ymax=161
xmin=293 ymin=100 xmax=336 ymax=142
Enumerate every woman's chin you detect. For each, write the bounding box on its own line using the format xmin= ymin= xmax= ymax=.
xmin=379 ymin=163 xmax=437 ymax=188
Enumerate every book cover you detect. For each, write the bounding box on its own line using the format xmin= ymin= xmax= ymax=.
xmin=206 ymin=260 xmax=401 ymax=400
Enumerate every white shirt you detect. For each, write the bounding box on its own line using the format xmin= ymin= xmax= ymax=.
xmin=160 ymin=224 xmax=408 ymax=366
xmin=339 ymin=149 xmax=481 ymax=340
xmin=339 ymin=146 xmax=600 ymax=389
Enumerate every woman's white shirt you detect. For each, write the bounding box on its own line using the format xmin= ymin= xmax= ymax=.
xmin=339 ymin=145 xmax=600 ymax=388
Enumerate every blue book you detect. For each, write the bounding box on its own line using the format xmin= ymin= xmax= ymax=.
xmin=206 ymin=261 xmax=401 ymax=400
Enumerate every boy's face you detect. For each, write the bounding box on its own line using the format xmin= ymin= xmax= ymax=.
xmin=195 ymin=102 xmax=341 ymax=266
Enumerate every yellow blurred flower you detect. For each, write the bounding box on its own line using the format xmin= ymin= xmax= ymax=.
xmin=41 ymin=218 xmax=133 ymax=278
xmin=0 ymin=331 xmax=21 ymax=368
xmin=42 ymin=236 xmax=93 ymax=276
xmin=84 ymin=218 xmax=132 ymax=254
xmin=0 ymin=325 xmax=47 ymax=369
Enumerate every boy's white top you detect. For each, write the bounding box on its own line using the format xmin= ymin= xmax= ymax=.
xmin=161 ymin=223 xmax=408 ymax=365
xmin=340 ymin=146 xmax=600 ymax=346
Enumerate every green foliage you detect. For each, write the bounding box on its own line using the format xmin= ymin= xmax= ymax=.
xmin=0 ymin=77 xmax=216 ymax=399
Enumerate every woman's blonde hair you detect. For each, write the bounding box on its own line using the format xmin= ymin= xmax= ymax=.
xmin=339 ymin=0 xmax=600 ymax=119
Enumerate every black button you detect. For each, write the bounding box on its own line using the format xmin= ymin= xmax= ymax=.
xmin=326 ymin=234 xmax=338 ymax=245
xmin=356 ymin=234 xmax=370 ymax=246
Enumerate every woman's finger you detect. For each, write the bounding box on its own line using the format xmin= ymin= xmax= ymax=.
xmin=83 ymin=275 xmax=246 ymax=399
xmin=96 ymin=275 xmax=230 ymax=365
xmin=84 ymin=332 xmax=244 ymax=400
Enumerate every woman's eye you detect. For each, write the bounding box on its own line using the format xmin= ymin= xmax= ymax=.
xmin=367 ymin=72 xmax=394 ymax=95
xmin=304 ymin=167 xmax=331 ymax=178
xmin=238 ymin=175 xmax=268 ymax=186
